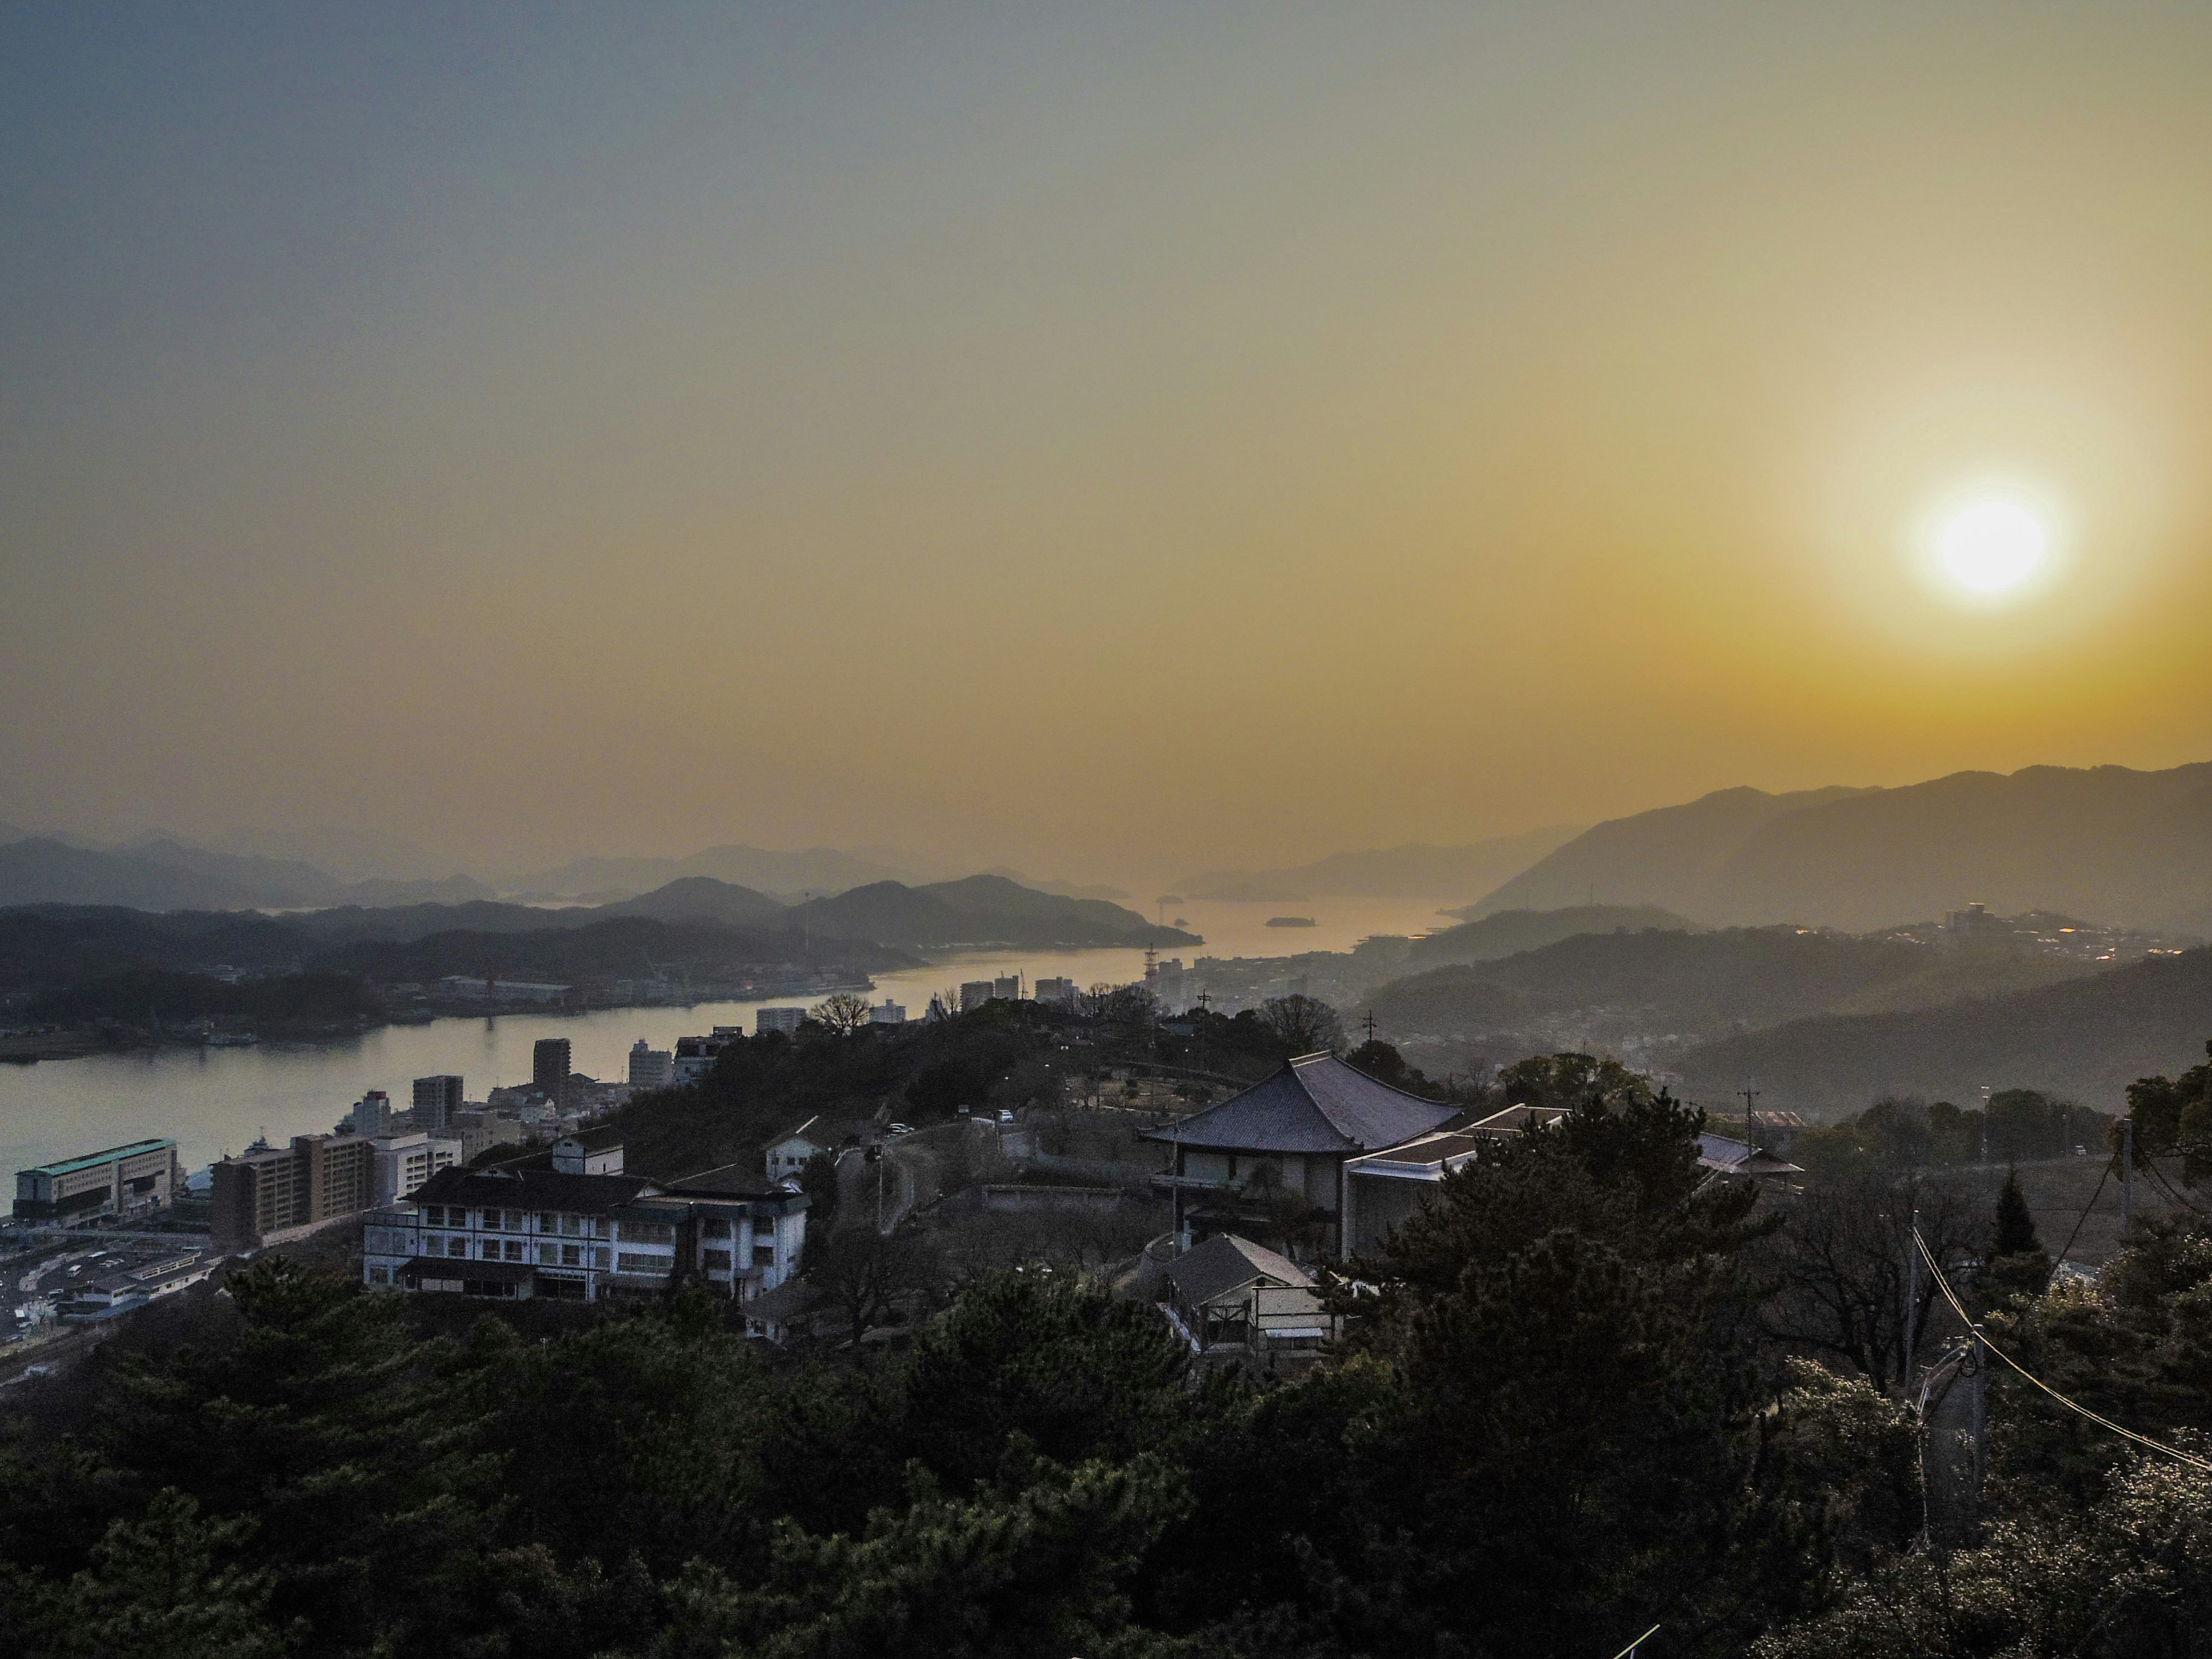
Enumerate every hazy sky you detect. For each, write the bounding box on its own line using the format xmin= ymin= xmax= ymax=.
xmin=5 ymin=3 xmax=2210 ymax=884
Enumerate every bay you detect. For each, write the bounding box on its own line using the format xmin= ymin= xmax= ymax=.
xmin=0 ymin=897 xmax=1455 ymax=1182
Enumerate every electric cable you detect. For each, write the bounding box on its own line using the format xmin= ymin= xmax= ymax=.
xmin=2048 ymin=1160 xmax=2111 ymax=1282
xmin=2140 ymin=1153 xmax=2208 ymax=1217
xmin=1914 ymin=1228 xmax=2212 ymax=1476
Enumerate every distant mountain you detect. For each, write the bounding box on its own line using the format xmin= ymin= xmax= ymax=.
xmin=1672 ymin=948 xmax=2212 ymax=1116
xmin=0 ymin=837 xmax=497 ymax=911
xmin=592 ymin=877 xmax=790 ymax=929
xmin=1178 ymin=827 xmax=1585 ymax=903
xmin=979 ymin=868 xmax=1132 ymax=902
xmin=1468 ymin=763 xmax=2212 ymax=933
xmin=1405 ymin=904 xmax=1700 ymax=969
xmin=0 ymin=838 xmax=327 ymax=910
xmin=510 ymin=844 xmax=922 ymax=902
xmin=310 ymin=916 xmax=915 ymax=987
xmin=791 ymin=875 xmax=1199 ymax=949
xmin=1372 ymin=926 xmax=2099 ymax=1050
xmin=198 ymin=825 xmax=452 ymax=883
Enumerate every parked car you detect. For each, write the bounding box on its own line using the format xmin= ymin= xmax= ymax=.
xmin=997 ymin=1108 xmax=1014 ymax=1124
xmin=886 ymin=1123 xmax=914 ymax=1137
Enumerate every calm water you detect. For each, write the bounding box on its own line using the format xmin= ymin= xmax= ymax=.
xmin=0 ymin=898 xmax=1457 ymax=1181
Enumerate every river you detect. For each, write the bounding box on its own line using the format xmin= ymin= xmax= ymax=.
xmin=0 ymin=897 xmax=1458 ymax=1181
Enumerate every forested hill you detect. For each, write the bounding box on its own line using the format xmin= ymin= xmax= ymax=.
xmin=1468 ymin=761 xmax=2212 ymax=933
xmin=1406 ymin=904 xmax=1699 ymax=968
xmin=786 ymin=874 xmax=1197 ymax=949
xmin=1672 ymin=946 xmax=2212 ymax=1116
xmin=0 ymin=874 xmax=1193 ymax=996
xmin=1372 ymin=926 xmax=2099 ymax=1049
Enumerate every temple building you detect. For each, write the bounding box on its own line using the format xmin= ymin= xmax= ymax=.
xmin=1141 ymin=1051 xmax=1458 ymax=1259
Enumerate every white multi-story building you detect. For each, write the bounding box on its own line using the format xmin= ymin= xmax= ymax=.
xmin=755 ymin=1006 xmax=806 ymax=1035
xmin=362 ymin=1164 xmax=808 ymax=1307
xmin=350 ymin=1090 xmax=393 ymax=1138
xmin=627 ymin=1040 xmax=674 ymax=1088
xmin=370 ymin=1131 xmax=463 ymax=1206
xmin=868 ymin=999 xmax=907 ymax=1025
xmin=671 ymin=1032 xmax=735 ymax=1084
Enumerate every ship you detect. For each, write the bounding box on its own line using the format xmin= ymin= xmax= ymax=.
xmin=1265 ymin=916 xmax=1317 ymax=929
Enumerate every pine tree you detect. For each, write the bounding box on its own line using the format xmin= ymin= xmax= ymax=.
xmin=1993 ymin=1169 xmax=2043 ymax=1259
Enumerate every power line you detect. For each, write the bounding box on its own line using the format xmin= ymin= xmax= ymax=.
xmin=1912 ymin=1228 xmax=2212 ymax=1476
xmin=2139 ymin=1152 xmax=2209 ymax=1217
xmin=2048 ymin=1159 xmax=2112 ymax=1278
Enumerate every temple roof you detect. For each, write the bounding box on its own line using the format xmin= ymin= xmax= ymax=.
xmin=1142 ymin=1052 xmax=1458 ymax=1155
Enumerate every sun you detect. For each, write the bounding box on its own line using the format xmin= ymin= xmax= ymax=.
xmin=1936 ymin=497 xmax=2048 ymax=594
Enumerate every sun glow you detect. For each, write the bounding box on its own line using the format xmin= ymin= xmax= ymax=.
xmin=1936 ymin=498 xmax=2048 ymax=594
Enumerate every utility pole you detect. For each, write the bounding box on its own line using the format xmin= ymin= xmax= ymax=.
xmin=2123 ymin=1117 xmax=2136 ymax=1228
xmin=1740 ymin=1086 xmax=1762 ymax=1152
xmin=1903 ymin=1209 xmax=1919 ymax=1399
xmin=1362 ymin=1009 xmax=1378 ymax=1045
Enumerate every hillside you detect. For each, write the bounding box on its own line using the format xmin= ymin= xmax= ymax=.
xmin=592 ymin=876 xmax=789 ymax=928
xmin=1469 ymin=762 xmax=2212 ymax=932
xmin=1406 ymin=904 xmax=1699 ymax=968
xmin=1372 ymin=926 xmax=2101 ymax=1053
xmin=789 ymin=875 xmax=1198 ymax=949
xmin=310 ymin=916 xmax=915 ymax=986
xmin=1672 ymin=948 xmax=2212 ymax=1116
xmin=0 ymin=836 xmax=495 ymax=911
xmin=509 ymin=843 xmax=919 ymax=902
xmin=1177 ymin=826 xmax=1582 ymax=902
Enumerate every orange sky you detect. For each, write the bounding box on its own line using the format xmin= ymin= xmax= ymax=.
xmin=3 ymin=5 xmax=2209 ymax=885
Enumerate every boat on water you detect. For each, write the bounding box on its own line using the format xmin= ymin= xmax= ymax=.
xmin=1265 ymin=916 xmax=1317 ymax=928
xmin=203 ymin=1032 xmax=260 ymax=1047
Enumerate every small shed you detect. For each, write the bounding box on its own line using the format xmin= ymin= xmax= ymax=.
xmin=1164 ymin=1232 xmax=1338 ymax=1354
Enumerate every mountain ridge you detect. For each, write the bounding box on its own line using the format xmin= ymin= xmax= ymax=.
xmin=1469 ymin=763 xmax=2212 ymax=932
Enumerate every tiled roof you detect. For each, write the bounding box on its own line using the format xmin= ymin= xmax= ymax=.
xmin=412 ymin=1166 xmax=654 ymax=1214
xmin=1696 ymin=1132 xmax=1804 ymax=1176
xmin=1170 ymin=1232 xmax=1313 ymax=1306
xmin=1141 ymin=1054 xmax=1457 ymax=1154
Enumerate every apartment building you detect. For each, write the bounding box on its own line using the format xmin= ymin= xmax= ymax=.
xmin=412 ymin=1074 xmax=465 ymax=1130
xmin=211 ymin=1133 xmax=375 ymax=1252
xmin=361 ymin=1164 xmax=808 ymax=1306
xmin=371 ymin=1131 xmax=464 ymax=1205
xmin=627 ymin=1040 xmax=674 ymax=1088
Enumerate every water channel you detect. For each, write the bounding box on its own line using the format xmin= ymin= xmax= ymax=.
xmin=0 ymin=897 xmax=1455 ymax=1180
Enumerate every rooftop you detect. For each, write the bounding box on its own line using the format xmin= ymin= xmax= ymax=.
xmin=20 ymin=1138 xmax=176 ymax=1179
xmin=1170 ymin=1232 xmax=1315 ymax=1306
xmin=412 ymin=1166 xmax=655 ymax=1214
xmin=1141 ymin=1053 xmax=1457 ymax=1156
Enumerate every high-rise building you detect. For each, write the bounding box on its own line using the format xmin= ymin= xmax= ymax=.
xmin=627 ymin=1040 xmax=673 ymax=1088
xmin=532 ymin=1038 xmax=573 ymax=1107
xmin=350 ymin=1090 xmax=392 ymax=1138
xmin=412 ymin=1074 xmax=465 ymax=1130
xmin=371 ymin=1132 xmax=463 ymax=1205
xmin=994 ymin=974 xmax=1021 ymax=1001
xmin=959 ymin=980 xmax=995 ymax=1012
xmin=868 ymin=999 xmax=906 ymax=1025
xmin=1033 ymin=977 xmax=1075 ymax=1003
xmin=212 ymin=1133 xmax=375 ymax=1252
xmin=755 ymin=1007 xmax=806 ymax=1035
